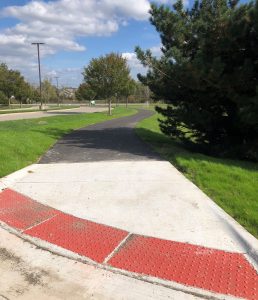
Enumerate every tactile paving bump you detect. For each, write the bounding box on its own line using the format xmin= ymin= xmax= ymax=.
xmin=24 ymin=213 xmax=128 ymax=263
xmin=0 ymin=189 xmax=58 ymax=230
xmin=108 ymin=235 xmax=258 ymax=299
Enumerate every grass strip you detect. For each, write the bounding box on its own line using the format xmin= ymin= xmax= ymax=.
xmin=136 ymin=112 xmax=258 ymax=238
xmin=0 ymin=107 xmax=136 ymax=178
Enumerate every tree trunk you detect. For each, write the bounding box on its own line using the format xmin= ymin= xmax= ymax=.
xmin=126 ymin=96 xmax=128 ymax=108
xmin=108 ymin=99 xmax=112 ymax=116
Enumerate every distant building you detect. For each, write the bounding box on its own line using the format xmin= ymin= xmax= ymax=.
xmin=60 ymin=87 xmax=77 ymax=101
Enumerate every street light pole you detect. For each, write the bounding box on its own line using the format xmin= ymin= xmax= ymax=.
xmin=32 ymin=42 xmax=45 ymax=110
xmin=54 ymin=76 xmax=60 ymax=106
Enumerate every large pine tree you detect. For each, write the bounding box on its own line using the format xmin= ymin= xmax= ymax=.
xmin=136 ymin=0 xmax=258 ymax=160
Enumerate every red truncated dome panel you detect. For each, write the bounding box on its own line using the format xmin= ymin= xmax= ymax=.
xmin=108 ymin=235 xmax=258 ymax=300
xmin=24 ymin=212 xmax=128 ymax=263
xmin=0 ymin=189 xmax=257 ymax=299
xmin=0 ymin=189 xmax=58 ymax=230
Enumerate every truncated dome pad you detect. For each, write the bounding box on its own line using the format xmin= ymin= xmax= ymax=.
xmin=24 ymin=213 xmax=128 ymax=263
xmin=0 ymin=189 xmax=257 ymax=299
xmin=0 ymin=189 xmax=58 ymax=230
xmin=108 ymin=235 xmax=258 ymax=299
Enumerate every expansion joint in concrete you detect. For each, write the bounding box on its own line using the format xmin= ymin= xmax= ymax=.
xmin=103 ymin=233 xmax=133 ymax=264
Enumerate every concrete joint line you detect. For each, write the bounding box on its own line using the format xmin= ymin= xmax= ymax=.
xmin=103 ymin=233 xmax=133 ymax=264
xmin=21 ymin=212 xmax=61 ymax=233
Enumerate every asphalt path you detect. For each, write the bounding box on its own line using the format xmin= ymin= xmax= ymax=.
xmin=40 ymin=109 xmax=161 ymax=163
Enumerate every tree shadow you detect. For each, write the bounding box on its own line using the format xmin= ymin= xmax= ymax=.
xmin=34 ymin=126 xmax=163 ymax=163
xmin=136 ymin=127 xmax=258 ymax=172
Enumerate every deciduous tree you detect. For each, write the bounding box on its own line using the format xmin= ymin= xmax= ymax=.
xmin=75 ymin=83 xmax=96 ymax=103
xmin=42 ymin=79 xmax=58 ymax=103
xmin=0 ymin=63 xmax=31 ymax=106
xmin=82 ymin=53 xmax=131 ymax=115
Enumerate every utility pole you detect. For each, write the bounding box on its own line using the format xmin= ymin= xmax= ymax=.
xmin=32 ymin=42 xmax=45 ymax=110
xmin=54 ymin=76 xmax=60 ymax=106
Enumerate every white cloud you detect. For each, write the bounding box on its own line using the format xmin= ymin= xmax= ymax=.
xmin=122 ymin=52 xmax=146 ymax=79
xmin=1 ymin=0 xmax=148 ymax=58
xmin=149 ymin=45 xmax=162 ymax=57
xmin=28 ymin=66 xmax=83 ymax=88
xmin=44 ymin=67 xmax=84 ymax=88
xmin=102 ymin=0 xmax=150 ymax=20
xmin=123 ymin=53 xmax=144 ymax=69
xmin=0 ymin=0 xmax=152 ymax=85
xmin=122 ymin=45 xmax=162 ymax=79
xmin=0 ymin=0 xmax=180 ymax=86
xmin=1 ymin=0 xmax=151 ymax=53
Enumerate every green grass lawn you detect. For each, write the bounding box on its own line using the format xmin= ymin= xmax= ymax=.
xmin=0 ymin=107 xmax=136 ymax=178
xmin=136 ymin=112 xmax=258 ymax=238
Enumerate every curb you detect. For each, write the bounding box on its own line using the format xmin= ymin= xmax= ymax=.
xmin=0 ymin=221 xmax=243 ymax=300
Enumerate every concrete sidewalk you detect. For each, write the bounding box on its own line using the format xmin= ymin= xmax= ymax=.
xmin=0 ymin=110 xmax=257 ymax=299
xmin=3 ymin=161 xmax=257 ymax=254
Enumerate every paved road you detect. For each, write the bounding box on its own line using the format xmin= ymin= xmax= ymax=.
xmin=40 ymin=109 xmax=160 ymax=163
xmin=0 ymin=106 xmax=107 ymax=122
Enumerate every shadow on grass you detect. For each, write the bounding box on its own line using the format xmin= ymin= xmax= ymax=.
xmin=136 ymin=127 xmax=258 ymax=172
xmin=32 ymin=127 xmax=73 ymax=140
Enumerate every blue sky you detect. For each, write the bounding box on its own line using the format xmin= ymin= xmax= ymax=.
xmin=0 ymin=0 xmax=248 ymax=87
xmin=0 ymin=0 xmax=166 ymax=87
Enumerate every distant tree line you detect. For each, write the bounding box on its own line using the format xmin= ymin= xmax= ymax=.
xmin=136 ymin=0 xmax=258 ymax=161
xmin=76 ymin=79 xmax=151 ymax=104
xmin=0 ymin=63 xmax=33 ymax=106
xmin=0 ymin=63 xmax=76 ymax=107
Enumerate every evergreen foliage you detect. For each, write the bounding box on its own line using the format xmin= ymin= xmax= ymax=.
xmin=136 ymin=0 xmax=258 ymax=161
